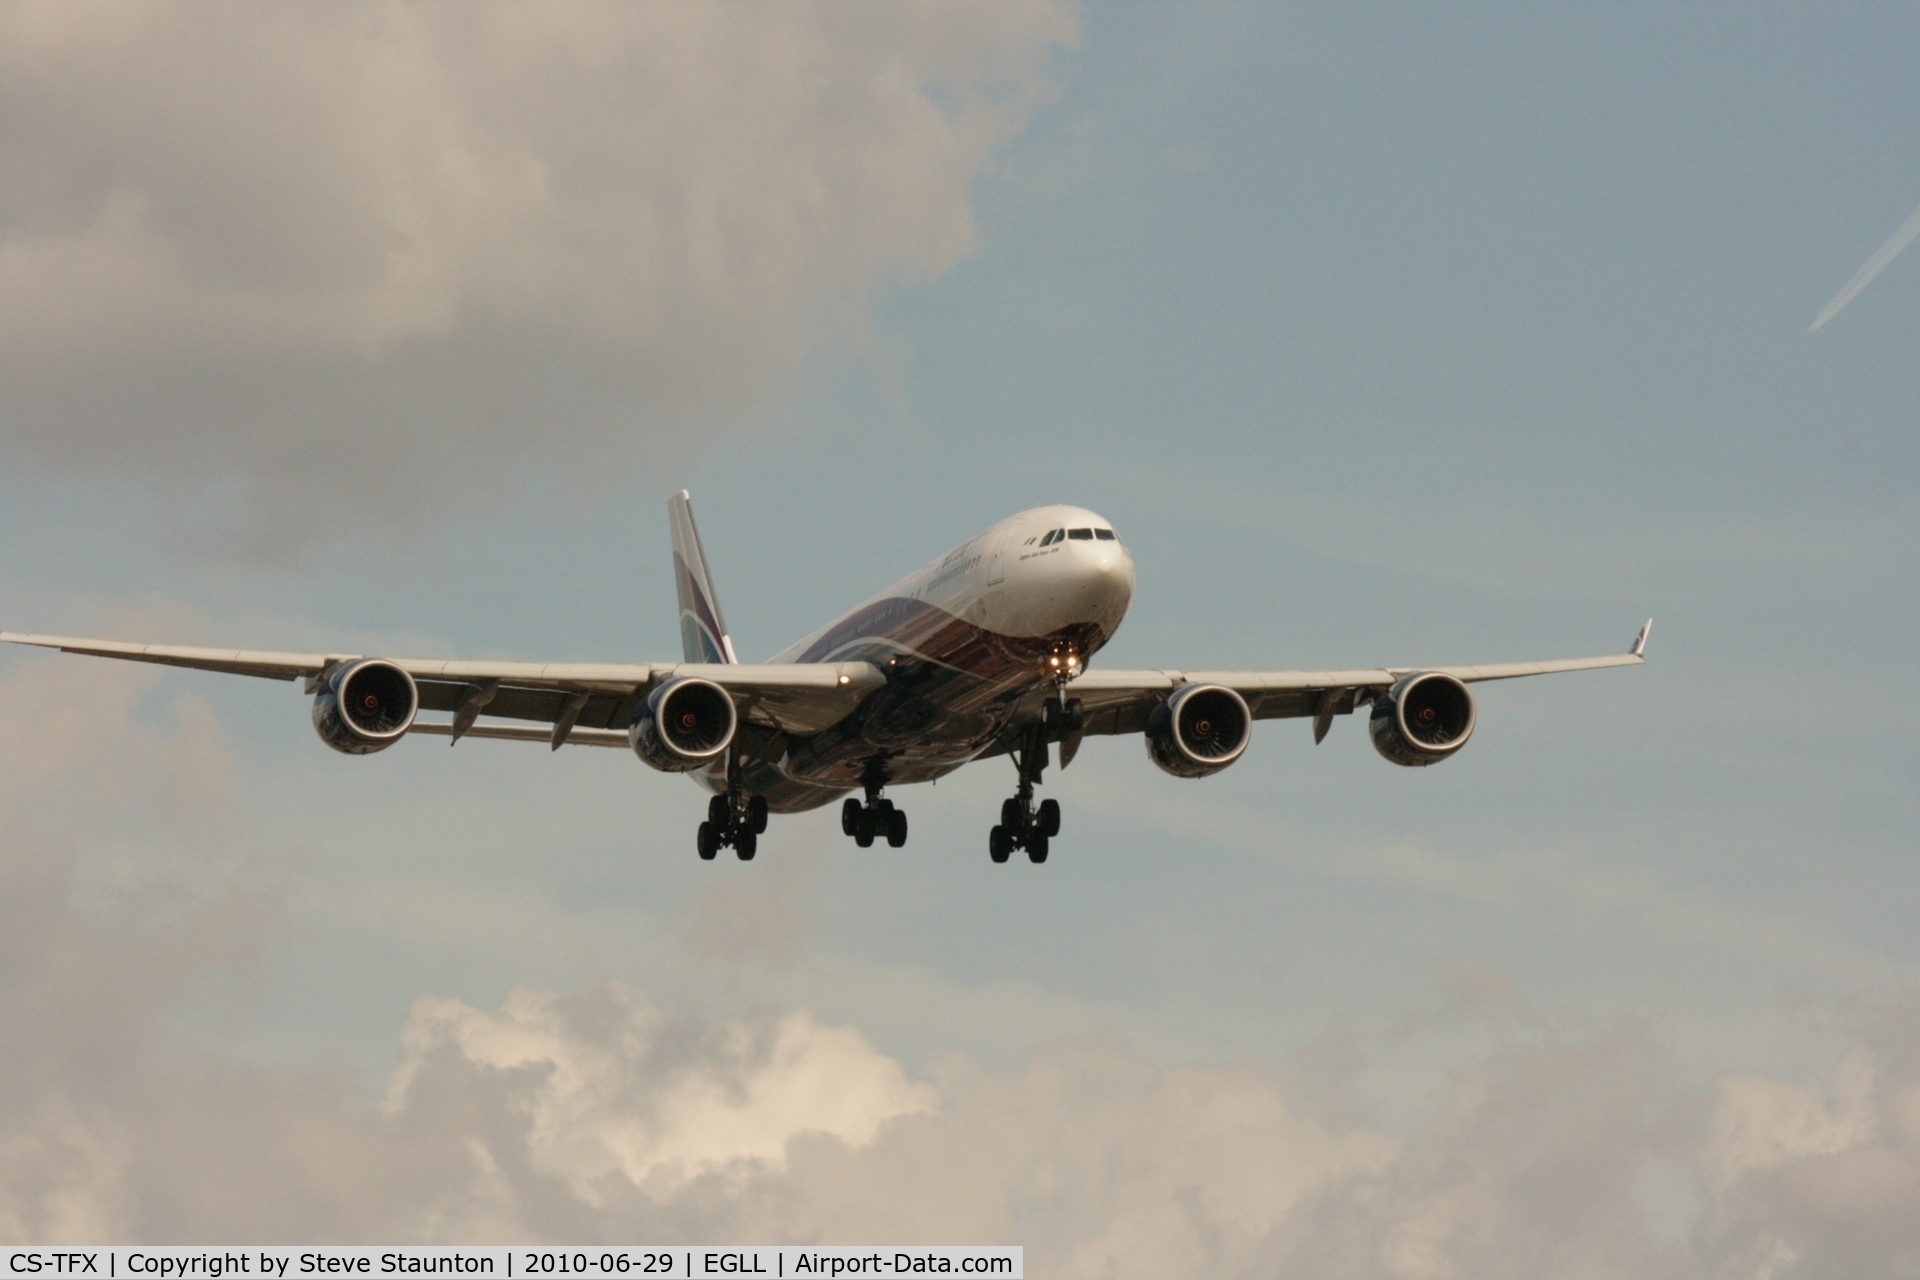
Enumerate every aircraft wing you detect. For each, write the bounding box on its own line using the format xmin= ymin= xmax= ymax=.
xmin=1016 ymin=620 xmax=1651 ymax=745
xmin=0 ymin=631 xmax=884 ymax=744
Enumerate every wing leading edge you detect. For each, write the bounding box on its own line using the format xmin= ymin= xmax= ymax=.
xmin=1018 ymin=621 xmax=1652 ymax=742
xmin=0 ymin=631 xmax=883 ymax=742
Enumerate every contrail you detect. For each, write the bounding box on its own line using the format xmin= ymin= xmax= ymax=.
xmin=1809 ymin=198 xmax=1920 ymax=331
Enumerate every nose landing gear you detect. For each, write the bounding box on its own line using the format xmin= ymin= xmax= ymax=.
xmin=842 ymin=776 xmax=908 ymax=849
xmin=697 ymin=791 xmax=768 ymax=861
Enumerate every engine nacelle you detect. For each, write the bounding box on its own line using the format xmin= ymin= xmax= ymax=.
xmin=630 ymin=676 xmax=737 ymax=772
xmin=312 ymin=659 xmax=419 ymax=755
xmin=1369 ymin=672 xmax=1475 ymax=767
xmin=1146 ymin=683 xmax=1252 ymax=778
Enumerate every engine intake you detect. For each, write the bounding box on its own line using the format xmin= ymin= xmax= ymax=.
xmin=312 ymin=659 xmax=419 ymax=755
xmin=1370 ymin=672 xmax=1475 ymax=767
xmin=1146 ymin=683 xmax=1252 ymax=778
xmin=630 ymin=676 xmax=737 ymax=772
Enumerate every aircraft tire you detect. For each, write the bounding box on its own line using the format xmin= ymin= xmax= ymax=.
xmin=989 ymin=825 xmax=1012 ymax=863
xmin=842 ymin=798 xmax=862 ymax=836
xmin=709 ymin=795 xmax=731 ymax=828
xmin=1027 ymin=832 xmax=1049 ymax=864
xmin=735 ymin=829 xmax=757 ymax=861
xmin=748 ymin=795 xmax=769 ymax=834
xmin=886 ymin=809 xmax=908 ymax=848
xmin=1001 ymin=798 xmax=1023 ymax=830
xmin=697 ymin=821 xmax=721 ymax=861
xmin=855 ymin=813 xmax=876 ymax=848
xmin=1038 ymin=799 xmax=1061 ymax=837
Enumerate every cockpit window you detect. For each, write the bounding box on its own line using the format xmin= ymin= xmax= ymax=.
xmin=1094 ymin=528 xmax=1116 ymax=541
xmin=1041 ymin=529 xmax=1064 ymax=545
xmin=1068 ymin=528 xmax=1093 ymax=540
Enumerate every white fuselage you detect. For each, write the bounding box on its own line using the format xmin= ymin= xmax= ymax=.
xmin=726 ymin=506 xmax=1136 ymax=809
xmin=772 ymin=505 xmax=1136 ymax=664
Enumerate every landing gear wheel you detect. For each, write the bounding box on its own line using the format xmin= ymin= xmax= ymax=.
xmin=1026 ymin=832 xmax=1049 ymax=863
xmin=709 ymin=795 xmax=731 ymax=827
xmin=697 ymin=821 xmax=721 ymax=861
xmin=1001 ymin=798 xmax=1023 ymax=830
xmin=1038 ymin=798 xmax=1061 ymax=838
xmin=734 ymin=829 xmax=757 ymax=861
xmin=747 ymin=795 xmax=769 ymax=834
xmin=846 ymin=788 xmax=905 ymax=848
xmin=989 ymin=825 xmax=1013 ymax=863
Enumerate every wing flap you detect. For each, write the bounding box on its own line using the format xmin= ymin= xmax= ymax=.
xmin=397 ymin=658 xmax=663 ymax=686
xmin=409 ymin=722 xmax=631 ymax=748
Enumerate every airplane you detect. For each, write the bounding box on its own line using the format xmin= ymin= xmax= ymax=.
xmin=0 ymin=492 xmax=1649 ymax=865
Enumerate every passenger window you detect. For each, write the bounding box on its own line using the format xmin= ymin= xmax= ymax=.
xmin=1069 ymin=528 xmax=1093 ymax=540
xmin=1095 ymin=529 xmax=1116 ymax=541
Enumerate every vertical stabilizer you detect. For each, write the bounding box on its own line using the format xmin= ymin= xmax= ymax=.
xmin=668 ymin=491 xmax=738 ymax=664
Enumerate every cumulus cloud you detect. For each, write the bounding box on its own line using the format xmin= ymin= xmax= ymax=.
xmin=385 ymin=985 xmax=937 ymax=1205
xmin=1701 ymin=1026 xmax=1920 ymax=1278
xmin=0 ymin=1 xmax=1073 ymax=551
xmin=8 ymin=648 xmax=1920 ymax=1273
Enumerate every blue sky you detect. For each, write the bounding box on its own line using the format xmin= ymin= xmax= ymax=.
xmin=2 ymin=2 xmax=1919 ymax=1270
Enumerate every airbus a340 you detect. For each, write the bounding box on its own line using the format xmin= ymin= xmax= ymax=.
xmin=0 ymin=493 xmax=1648 ymax=864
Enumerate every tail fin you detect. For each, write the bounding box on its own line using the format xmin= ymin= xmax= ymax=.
xmin=668 ymin=491 xmax=738 ymax=664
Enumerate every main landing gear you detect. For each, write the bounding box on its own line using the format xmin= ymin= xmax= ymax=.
xmin=842 ymin=779 xmax=908 ymax=849
xmin=697 ymin=791 xmax=768 ymax=861
xmin=990 ymin=722 xmax=1062 ymax=864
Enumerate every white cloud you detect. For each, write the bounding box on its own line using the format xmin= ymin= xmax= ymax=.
xmin=385 ymin=985 xmax=937 ymax=1204
xmin=1701 ymin=1026 xmax=1920 ymax=1278
xmin=0 ymin=1 xmax=1074 ymax=552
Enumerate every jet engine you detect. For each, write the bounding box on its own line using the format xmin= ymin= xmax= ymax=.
xmin=312 ymin=659 xmax=419 ymax=754
xmin=630 ymin=676 xmax=737 ymax=772
xmin=1369 ymin=672 xmax=1475 ymax=766
xmin=1146 ymin=683 xmax=1252 ymax=778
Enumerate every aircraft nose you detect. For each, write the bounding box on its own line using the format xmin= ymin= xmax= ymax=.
xmin=1053 ymin=538 xmax=1134 ymax=626
xmin=1091 ymin=541 xmax=1133 ymax=587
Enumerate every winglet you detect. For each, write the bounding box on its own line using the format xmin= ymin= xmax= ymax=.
xmin=1630 ymin=618 xmax=1652 ymax=658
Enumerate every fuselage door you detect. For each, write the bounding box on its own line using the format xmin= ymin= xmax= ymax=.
xmin=987 ymin=534 xmax=1007 ymax=585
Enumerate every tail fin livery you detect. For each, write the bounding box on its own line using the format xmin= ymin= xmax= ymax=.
xmin=668 ymin=491 xmax=738 ymax=664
